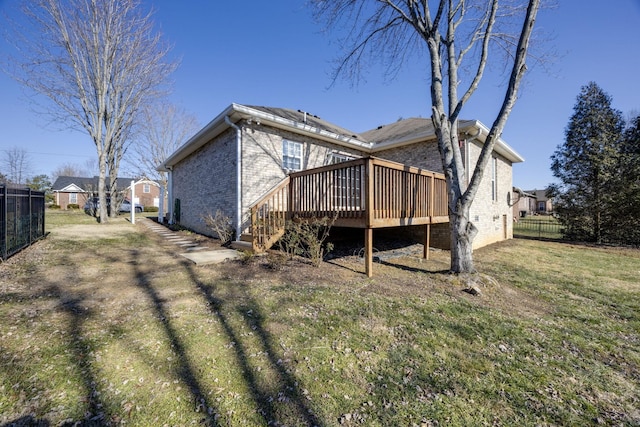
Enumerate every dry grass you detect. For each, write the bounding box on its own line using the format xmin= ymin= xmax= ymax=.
xmin=1 ymin=211 xmax=639 ymax=426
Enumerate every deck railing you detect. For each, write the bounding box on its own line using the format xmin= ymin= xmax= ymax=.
xmin=249 ymin=157 xmax=449 ymax=252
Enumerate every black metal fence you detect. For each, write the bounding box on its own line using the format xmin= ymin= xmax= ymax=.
xmin=513 ymin=218 xmax=563 ymax=239
xmin=1 ymin=186 xmax=46 ymax=261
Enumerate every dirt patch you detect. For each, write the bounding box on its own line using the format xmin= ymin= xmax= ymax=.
xmin=50 ymin=220 xmax=135 ymax=240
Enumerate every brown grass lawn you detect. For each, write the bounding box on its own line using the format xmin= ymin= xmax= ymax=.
xmin=0 ymin=210 xmax=639 ymax=426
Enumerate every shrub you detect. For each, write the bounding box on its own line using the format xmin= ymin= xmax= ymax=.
xmin=202 ymin=210 xmax=235 ymax=245
xmin=48 ymin=204 xmax=61 ymax=210
xmin=279 ymin=215 xmax=336 ymax=267
xmin=144 ymin=206 xmax=159 ymax=212
xmin=67 ymin=204 xmax=80 ymax=210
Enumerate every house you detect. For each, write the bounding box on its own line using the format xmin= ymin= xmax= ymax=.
xmin=526 ymin=189 xmax=553 ymax=214
xmin=159 ymin=104 xmax=524 ymax=273
xmin=51 ymin=176 xmax=161 ymax=210
xmin=512 ymin=188 xmax=536 ymax=218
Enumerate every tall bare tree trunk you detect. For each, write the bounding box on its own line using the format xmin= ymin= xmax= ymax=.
xmin=450 ymin=202 xmax=478 ymax=273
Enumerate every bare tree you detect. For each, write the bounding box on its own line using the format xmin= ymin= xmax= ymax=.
xmin=8 ymin=0 xmax=177 ymax=223
xmin=313 ymin=0 xmax=541 ymax=273
xmin=1 ymin=146 xmax=32 ymax=185
xmin=127 ymin=102 xmax=200 ymax=193
xmin=51 ymin=162 xmax=91 ymax=183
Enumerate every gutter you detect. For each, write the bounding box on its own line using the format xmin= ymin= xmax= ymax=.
xmin=232 ymin=104 xmax=373 ymax=151
xmin=460 ymin=120 xmax=525 ymax=163
xmin=225 ymin=116 xmax=242 ymax=241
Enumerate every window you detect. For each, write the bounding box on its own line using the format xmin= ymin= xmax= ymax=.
xmin=538 ymin=201 xmax=546 ymax=212
xmin=282 ymin=140 xmax=303 ymax=171
xmin=491 ymin=157 xmax=497 ymax=202
xmin=330 ymin=153 xmax=355 ymax=164
xmin=143 ymin=184 xmax=151 ymax=193
xmin=333 ymin=166 xmax=362 ymax=209
xmin=69 ymin=193 xmax=77 ymax=204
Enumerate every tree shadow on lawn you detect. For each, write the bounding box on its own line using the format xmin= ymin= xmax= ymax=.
xmin=0 ymin=251 xmax=115 ymax=426
xmin=129 ymin=250 xmax=219 ymax=427
xmin=180 ymin=259 xmax=325 ymax=427
xmin=116 ymin=247 xmax=325 ymax=426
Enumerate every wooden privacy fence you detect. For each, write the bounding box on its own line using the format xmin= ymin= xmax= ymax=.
xmin=250 ymin=157 xmax=450 ymax=274
xmin=1 ymin=186 xmax=46 ymax=261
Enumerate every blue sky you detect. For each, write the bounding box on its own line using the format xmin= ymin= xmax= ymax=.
xmin=1 ymin=0 xmax=639 ymax=191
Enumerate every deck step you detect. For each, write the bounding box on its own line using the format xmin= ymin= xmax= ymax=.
xmin=230 ymin=240 xmax=252 ymax=252
xmin=240 ymin=233 xmax=253 ymax=242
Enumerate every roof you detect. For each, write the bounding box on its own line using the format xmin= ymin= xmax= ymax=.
xmin=51 ymin=176 xmax=140 ymax=191
xmin=159 ymin=103 xmax=524 ymax=171
xmin=361 ymin=117 xmax=437 ymax=143
xmin=246 ymin=106 xmax=363 ymax=140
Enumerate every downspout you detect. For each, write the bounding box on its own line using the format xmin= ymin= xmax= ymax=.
xmin=167 ymin=166 xmax=174 ymax=224
xmin=464 ymin=127 xmax=482 ymax=186
xmin=225 ymin=116 xmax=242 ymax=241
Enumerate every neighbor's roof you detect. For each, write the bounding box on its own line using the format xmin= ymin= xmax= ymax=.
xmin=158 ymin=103 xmax=524 ymax=171
xmin=52 ymin=176 xmax=139 ymax=191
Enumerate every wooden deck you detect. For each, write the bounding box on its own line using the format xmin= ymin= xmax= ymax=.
xmin=249 ymin=156 xmax=449 ymax=276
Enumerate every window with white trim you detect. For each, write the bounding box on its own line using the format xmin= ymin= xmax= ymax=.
xmin=143 ymin=184 xmax=150 ymax=193
xmin=491 ymin=157 xmax=498 ymax=202
xmin=282 ymin=140 xmax=303 ymax=171
xmin=330 ymin=153 xmax=355 ymax=164
xmin=69 ymin=193 xmax=77 ymax=204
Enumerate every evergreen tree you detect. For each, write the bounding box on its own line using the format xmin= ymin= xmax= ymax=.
xmin=608 ymin=115 xmax=640 ymax=244
xmin=550 ymin=82 xmax=624 ymax=243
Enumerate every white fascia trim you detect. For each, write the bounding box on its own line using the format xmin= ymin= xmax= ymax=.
xmin=133 ymin=178 xmax=160 ymax=187
xmin=59 ymin=184 xmax=86 ymax=192
xmin=232 ymin=104 xmax=373 ymax=151
xmin=460 ymin=120 xmax=525 ymax=163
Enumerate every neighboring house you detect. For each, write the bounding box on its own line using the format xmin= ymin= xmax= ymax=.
xmin=51 ymin=176 xmax=161 ymax=210
xmin=527 ymin=189 xmax=553 ymax=214
xmin=159 ymin=104 xmax=524 ymax=258
xmin=512 ymin=188 xmax=536 ymax=219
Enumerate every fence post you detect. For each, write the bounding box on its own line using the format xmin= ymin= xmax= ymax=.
xmin=2 ymin=186 xmax=6 ymax=261
xmin=130 ymin=180 xmax=136 ymax=224
xmin=28 ymin=188 xmax=33 ymax=243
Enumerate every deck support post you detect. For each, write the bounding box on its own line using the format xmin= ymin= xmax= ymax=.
xmin=424 ymin=224 xmax=431 ymax=260
xmin=365 ymin=228 xmax=373 ymax=277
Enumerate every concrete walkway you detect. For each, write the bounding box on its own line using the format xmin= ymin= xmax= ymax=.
xmin=139 ymin=218 xmax=241 ymax=265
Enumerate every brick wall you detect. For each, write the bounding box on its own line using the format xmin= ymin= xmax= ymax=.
xmin=55 ymin=192 xmax=89 ymax=210
xmin=171 ymin=128 xmax=237 ymax=236
xmin=465 ymin=141 xmax=514 ymax=248
xmin=373 ymin=142 xmax=443 ymax=173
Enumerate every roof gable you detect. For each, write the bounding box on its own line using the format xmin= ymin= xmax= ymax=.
xmin=52 ymin=176 xmax=138 ymax=191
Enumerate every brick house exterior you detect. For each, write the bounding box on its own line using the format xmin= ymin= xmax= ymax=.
xmin=159 ymin=104 xmax=524 ymax=250
xmin=52 ymin=176 xmax=161 ymax=210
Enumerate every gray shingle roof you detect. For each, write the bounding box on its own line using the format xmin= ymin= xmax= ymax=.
xmin=247 ymin=106 xmax=364 ymax=140
xmin=361 ymin=117 xmax=435 ymax=144
xmin=51 ymin=176 xmax=136 ymax=191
